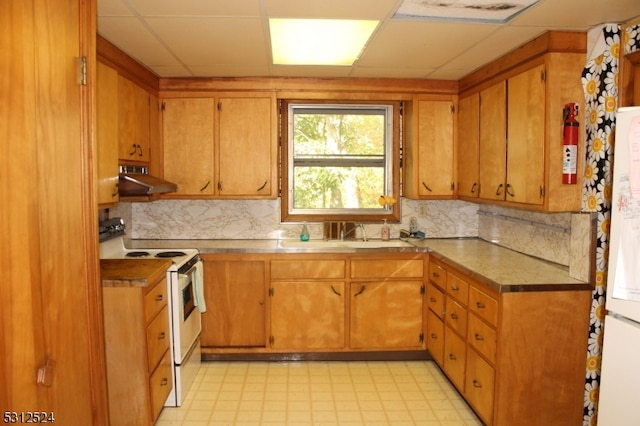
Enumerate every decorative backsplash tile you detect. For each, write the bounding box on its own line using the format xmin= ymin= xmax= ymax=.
xmin=110 ymin=198 xmax=592 ymax=272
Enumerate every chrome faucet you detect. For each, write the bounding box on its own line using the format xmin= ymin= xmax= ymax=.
xmin=341 ymin=223 xmax=368 ymax=241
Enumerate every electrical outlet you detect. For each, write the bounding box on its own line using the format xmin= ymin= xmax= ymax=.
xmin=418 ymin=204 xmax=427 ymax=218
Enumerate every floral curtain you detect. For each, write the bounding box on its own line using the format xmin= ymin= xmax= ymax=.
xmin=581 ymin=23 xmax=640 ymax=425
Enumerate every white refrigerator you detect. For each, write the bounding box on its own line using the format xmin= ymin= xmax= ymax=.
xmin=598 ymin=106 xmax=640 ymax=425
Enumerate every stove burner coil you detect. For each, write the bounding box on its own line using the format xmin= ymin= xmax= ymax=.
xmin=156 ymin=251 xmax=186 ymax=258
xmin=125 ymin=251 xmax=150 ymax=257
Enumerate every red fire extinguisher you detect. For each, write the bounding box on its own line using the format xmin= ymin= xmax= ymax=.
xmin=562 ymin=103 xmax=579 ymax=185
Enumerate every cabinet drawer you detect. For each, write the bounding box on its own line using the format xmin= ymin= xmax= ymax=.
xmin=447 ymin=272 xmax=469 ymax=305
xmin=426 ymin=309 xmax=444 ymax=366
xmin=146 ymin=305 xmax=171 ymax=371
xmin=149 ymin=350 xmax=172 ymax=422
xmin=428 ymin=261 xmax=446 ymax=289
xmin=444 ymin=327 xmax=466 ymax=392
xmin=271 ymin=259 xmax=345 ymax=279
xmin=465 ymin=348 xmax=495 ymax=425
xmin=467 ymin=313 xmax=497 ymax=364
xmin=350 ymin=259 xmax=423 ymax=278
xmin=426 ymin=283 xmax=445 ymax=319
xmin=445 ymin=298 xmax=467 ymax=337
xmin=144 ymin=277 xmax=168 ymax=323
xmin=469 ymin=286 xmax=498 ymax=326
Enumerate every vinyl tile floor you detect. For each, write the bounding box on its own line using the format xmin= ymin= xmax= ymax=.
xmin=156 ymin=360 xmax=483 ymax=425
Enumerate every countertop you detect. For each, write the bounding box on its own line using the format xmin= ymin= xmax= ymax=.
xmin=100 ymin=258 xmax=172 ymax=288
xmin=126 ymin=238 xmax=591 ymax=293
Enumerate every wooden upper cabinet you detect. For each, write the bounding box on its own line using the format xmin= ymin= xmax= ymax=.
xmin=404 ymin=98 xmax=456 ymax=199
xmin=478 ymin=81 xmax=507 ymax=201
xmin=506 ymin=65 xmax=545 ymax=205
xmin=217 ymin=96 xmax=276 ymax=197
xmin=161 ymin=94 xmax=277 ymax=199
xmin=162 ymin=98 xmax=215 ymax=196
xmin=457 ymin=93 xmax=480 ymax=198
xmin=118 ymin=76 xmax=151 ymax=162
xmin=96 ymin=62 xmax=119 ymax=205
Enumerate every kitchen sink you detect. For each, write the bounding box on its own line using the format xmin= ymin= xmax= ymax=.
xmin=280 ymin=239 xmax=414 ymax=249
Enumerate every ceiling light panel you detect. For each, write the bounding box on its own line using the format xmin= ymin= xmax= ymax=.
xmin=269 ymin=19 xmax=379 ymax=66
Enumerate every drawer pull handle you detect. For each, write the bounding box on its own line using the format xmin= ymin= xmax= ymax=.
xmin=158 ymin=332 xmax=166 ymax=340
xmin=432 ymin=272 xmax=440 ymax=278
xmin=430 ymin=333 xmax=438 ymax=339
xmin=200 ymin=180 xmax=211 ymax=192
xmin=470 ymin=182 xmax=477 ymax=193
xmin=422 ymin=181 xmax=433 ymax=192
xmin=330 ymin=285 xmax=342 ymax=297
xmin=473 ymin=380 xmax=482 ymax=388
xmin=451 ymin=285 xmax=459 ymax=291
xmin=354 ymin=285 xmax=365 ymax=297
xmin=429 ymin=297 xmax=437 ymax=302
xmin=495 ymin=183 xmax=504 ymax=196
xmin=448 ymin=354 xmax=456 ymax=360
xmin=450 ymin=313 xmax=458 ymax=320
xmin=474 ymin=333 xmax=484 ymax=341
xmin=475 ymin=301 xmax=486 ymax=309
xmin=155 ymin=294 xmax=163 ymax=301
xmin=161 ymin=378 xmax=169 ymax=386
xmin=257 ymin=180 xmax=268 ymax=191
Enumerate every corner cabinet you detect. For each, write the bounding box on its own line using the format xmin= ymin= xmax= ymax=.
xmin=425 ymin=257 xmax=590 ymax=425
xmin=404 ymin=97 xmax=456 ymax=199
xmin=458 ymin=34 xmax=586 ymax=212
xmin=161 ymin=93 xmax=277 ymax=199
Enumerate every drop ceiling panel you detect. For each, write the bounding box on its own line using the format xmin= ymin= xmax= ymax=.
xmin=98 ymin=0 xmax=133 ymax=16
xmin=126 ymin=0 xmax=261 ymax=17
xmin=512 ymin=0 xmax=640 ymax=28
xmin=265 ymin=0 xmax=402 ymax=19
xmin=145 ymin=17 xmax=267 ymax=65
xmin=98 ymin=17 xmax=181 ymax=66
xmin=358 ymin=21 xmax=499 ymax=69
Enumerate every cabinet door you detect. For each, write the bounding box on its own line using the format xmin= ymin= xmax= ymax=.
xmin=96 ymin=62 xmax=119 ymax=204
xmin=457 ymin=93 xmax=479 ymax=198
xmin=350 ymin=281 xmax=423 ymax=349
xmin=444 ymin=326 xmax=466 ymax=391
xmin=415 ymin=100 xmax=455 ymax=197
xmin=506 ymin=65 xmax=545 ymax=205
xmin=218 ymin=97 xmax=274 ymax=197
xmin=118 ymin=76 xmax=150 ymax=162
xmin=465 ymin=348 xmax=495 ymax=425
xmin=163 ymin=98 xmax=215 ymax=195
xmin=427 ymin=309 xmax=445 ymax=366
xmin=270 ymin=281 xmax=345 ymax=349
xmin=478 ymin=81 xmax=507 ymax=201
xmin=201 ymin=260 xmax=266 ymax=347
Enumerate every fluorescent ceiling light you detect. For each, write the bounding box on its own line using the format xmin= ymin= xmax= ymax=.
xmin=395 ymin=0 xmax=541 ymax=23
xmin=269 ymin=19 xmax=378 ymax=66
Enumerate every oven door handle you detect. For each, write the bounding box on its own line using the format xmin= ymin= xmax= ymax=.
xmin=192 ymin=260 xmax=206 ymax=313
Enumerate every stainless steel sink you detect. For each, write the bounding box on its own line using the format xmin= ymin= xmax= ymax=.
xmin=280 ymin=239 xmax=414 ymax=249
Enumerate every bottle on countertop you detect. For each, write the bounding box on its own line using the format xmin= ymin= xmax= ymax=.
xmin=381 ymin=219 xmax=390 ymax=241
xmin=300 ymin=222 xmax=310 ymax=241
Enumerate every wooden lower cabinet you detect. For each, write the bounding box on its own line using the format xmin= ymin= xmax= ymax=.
xmin=201 ymin=253 xmax=427 ymax=354
xmin=427 ymin=257 xmax=591 ymax=425
xmin=102 ymin=262 xmax=173 ymax=426
xmin=270 ymin=281 xmax=346 ymax=349
xmin=350 ymin=280 xmax=424 ymax=349
xmin=200 ymin=257 xmax=266 ymax=347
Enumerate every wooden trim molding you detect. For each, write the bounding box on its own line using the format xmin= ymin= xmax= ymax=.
xmin=97 ymin=35 xmax=159 ymax=94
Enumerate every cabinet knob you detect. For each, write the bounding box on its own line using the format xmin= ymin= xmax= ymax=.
xmin=473 ymin=380 xmax=482 ymax=388
xmin=155 ymin=294 xmax=163 ymax=302
xmin=450 ymin=313 xmax=458 ymax=320
xmin=158 ymin=332 xmax=166 ymax=340
xmin=475 ymin=301 xmax=486 ymax=309
xmin=161 ymin=378 xmax=169 ymax=386
xmin=259 ymin=300 xmax=264 ymax=305
xmin=474 ymin=333 xmax=484 ymax=341
xmin=448 ymin=354 xmax=457 ymax=360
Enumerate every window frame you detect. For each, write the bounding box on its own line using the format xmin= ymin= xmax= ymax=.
xmin=280 ymin=99 xmax=401 ymax=223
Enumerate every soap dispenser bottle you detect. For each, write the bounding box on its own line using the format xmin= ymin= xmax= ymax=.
xmin=381 ymin=219 xmax=390 ymax=241
xmin=300 ymin=222 xmax=310 ymax=241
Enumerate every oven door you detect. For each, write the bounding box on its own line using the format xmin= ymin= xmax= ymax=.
xmin=174 ymin=261 xmax=202 ymax=364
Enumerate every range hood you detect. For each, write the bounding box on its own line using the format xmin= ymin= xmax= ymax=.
xmin=119 ymin=165 xmax=177 ymax=196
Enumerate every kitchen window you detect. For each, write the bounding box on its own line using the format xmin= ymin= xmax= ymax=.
xmin=281 ymin=100 xmax=400 ymax=222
